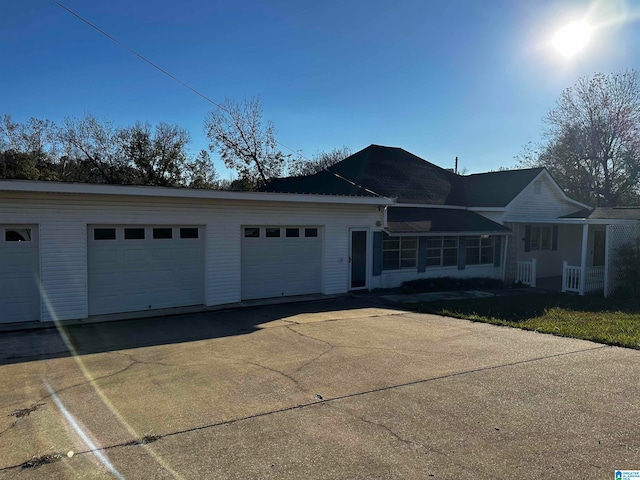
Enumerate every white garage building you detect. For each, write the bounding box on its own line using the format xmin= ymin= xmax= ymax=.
xmin=0 ymin=180 xmax=391 ymax=324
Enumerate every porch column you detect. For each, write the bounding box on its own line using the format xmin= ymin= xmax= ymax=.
xmin=579 ymin=223 xmax=589 ymax=295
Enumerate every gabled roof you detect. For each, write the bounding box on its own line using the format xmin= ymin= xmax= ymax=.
xmin=264 ymin=145 xmax=467 ymax=205
xmin=263 ymin=145 xmax=550 ymax=208
xmin=462 ymin=168 xmax=545 ymax=207
xmin=386 ymin=207 xmax=511 ymax=235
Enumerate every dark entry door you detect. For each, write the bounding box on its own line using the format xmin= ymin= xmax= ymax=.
xmin=350 ymin=230 xmax=367 ymax=289
xmin=593 ymin=230 xmax=606 ymax=266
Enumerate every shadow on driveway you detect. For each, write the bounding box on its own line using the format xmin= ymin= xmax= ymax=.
xmin=0 ymin=297 xmax=404 ymax=366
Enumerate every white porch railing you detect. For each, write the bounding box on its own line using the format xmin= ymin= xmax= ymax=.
xmin=516 ymin=259 xmax=536 ymax=287
xmin=562 ymin=261 xmax=605 ymax=295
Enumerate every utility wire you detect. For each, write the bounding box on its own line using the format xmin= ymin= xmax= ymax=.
xmin=51 ymin=0 xmax=391 ymax=200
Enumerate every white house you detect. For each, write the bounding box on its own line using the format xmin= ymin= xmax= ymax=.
xmin=1 ymin=144 xmax=638 ymax=325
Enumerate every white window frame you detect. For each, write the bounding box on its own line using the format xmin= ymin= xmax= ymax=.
xmin=466 ymin=236 xmax=495 ymax=266
xmin=382 ymin=234 xmax=418 ymax=271
xmin=426 ymin=236 xmax=458 ymax=268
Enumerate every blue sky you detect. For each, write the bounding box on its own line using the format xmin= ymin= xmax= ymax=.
xmin=2 ymin=0 xmax=639 ymax=177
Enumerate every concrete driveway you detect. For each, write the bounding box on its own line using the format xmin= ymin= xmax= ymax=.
xmin=0 ymin=297 xmax=638 ymax=479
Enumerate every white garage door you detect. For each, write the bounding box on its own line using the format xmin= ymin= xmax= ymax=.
xmin=241 ymin=226 xmax=322 ymax=300
xmin=0 ymin=225 xmax=40 ymax=323
xmin=88 ymin=225 xmax=204 ymax=316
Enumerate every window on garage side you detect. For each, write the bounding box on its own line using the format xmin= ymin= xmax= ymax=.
xmin=466 ymin=236 xmax=495 ymax=265
xmin=244 ymin=227 xmax=259 ymax=238
xmin=124 ymin=228 xmax=145 ymax=240
xmin=305 ymin=228 xmax=318 ymax=237
xmin=5 ymin=228 xmax=32 ymax=242
xmin=426 ymin=236 xmax=458 ymax=267
xmin=266 ymin=228 xmax=280 ymax=237
xmin=153 ymin=228 xmax=173 ymax=239
xmin=285 ymin=228 xmax=300 ymax=237
xmin=382 ymin=233 xmax=418 ymax=270
xmin=94 ymin=228 xmax=116 ymax=240
xmin=180 ymin=228 xmax=199 ymax=239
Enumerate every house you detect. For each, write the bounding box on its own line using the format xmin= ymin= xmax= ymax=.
xmin=1 ymin=144 xmax=637 ymax=325
xmin=264 ymin=145 xmax=640 ymax=296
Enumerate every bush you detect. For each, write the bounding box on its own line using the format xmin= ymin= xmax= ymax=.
xmin=613 ymin=237 xmax=640 ymax=298
xmin=400 ymin=277 xmax=504 ymax=293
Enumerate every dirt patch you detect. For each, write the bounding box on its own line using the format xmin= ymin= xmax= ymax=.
xmin=20 ymin=452 xmax=63 ymax=469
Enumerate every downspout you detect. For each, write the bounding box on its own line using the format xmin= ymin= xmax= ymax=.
xmin=383 ymin=205 xmax=388 ymax=229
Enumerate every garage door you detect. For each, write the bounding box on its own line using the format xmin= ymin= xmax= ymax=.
xmin=0 ymin=225 xmax=40 ymax=323
xmin=88 ymin=225 xmax=204 ymax=316
xmin=241 ymin=226 xmax=322 ymax=300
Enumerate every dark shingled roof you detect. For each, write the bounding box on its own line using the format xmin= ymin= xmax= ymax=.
xmin=263 ymin=145 xmax=546 ymax=207
xmin=461 ymin=168 xmax=545 ymax=207
xmin=563 ymin=207 xmax=640 ymax=220
xmin=386 ymin=207 xmax=511 ymax=235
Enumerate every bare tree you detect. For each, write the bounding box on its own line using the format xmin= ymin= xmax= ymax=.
xmin=520 ymin=70 xmax=640 ymax=206
xmin=204 ymin=97 xmax=286 ymax=188
xmin=289 ymin=146 xmax=352 ymax=176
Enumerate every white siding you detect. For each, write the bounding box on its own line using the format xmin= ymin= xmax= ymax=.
xmin=504 ymin=174 xmax=583 ymax=222
xmin=0 ymin=192 xmax=382 ymax=321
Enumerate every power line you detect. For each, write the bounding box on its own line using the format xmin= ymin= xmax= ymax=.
xmin=51 ymin=0 xmax=390 ymax=200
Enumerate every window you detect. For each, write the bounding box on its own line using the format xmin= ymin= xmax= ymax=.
xmin=305 ymin=228 xmax=318 ymax=237
xmin=124 ymin=228 xmax=145 ymax=240
xmin=426 ymin=236 xmax=458 ymax=267
xmin=5 ymin=228 xmax=32 ymax=242
xmin=266 ymin=228 xmax=280 ymax=238
xmin=94 ymin=228 xmax=116 ymax=240
xmin=530 ymin=226 xmax=552 ymax=251
xmin=153 ymin=228 xmax=173 ymax=239
xmin=382 ymin=234 xmax=417 ymax=270
xmin=466 ymin=236 xmax=495 ymax=265
xmin=244 ymin=227 xmax=259 ymax=238
xmin=180 ymin=228 xmax=199 ymax=239
xmin=285 ymin=228 xmax=300 ymax=238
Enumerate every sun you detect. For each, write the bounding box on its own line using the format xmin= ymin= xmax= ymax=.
xmin=553 ymin=21 xmax=592 ymax=57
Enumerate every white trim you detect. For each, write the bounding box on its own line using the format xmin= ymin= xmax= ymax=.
xmin=511 ymin=218 xmax=638 ymax=225
xmin=384 ymin=230 xmax=510 ymax=237
xmin=390 ymin=203 xmax=467 ymax=210
xmin=0 ymin=180 xmax=394 ymax=206
xmin=506 ymin=170 xmax=592 ymax=212
xmin=468 ymin=207 xmax=506 ymax=212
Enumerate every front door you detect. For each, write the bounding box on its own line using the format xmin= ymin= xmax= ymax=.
xmin=350 ymin=229 xmax=368 ymax=289
xmin=593 ymin=230 xmax=606 ymax=266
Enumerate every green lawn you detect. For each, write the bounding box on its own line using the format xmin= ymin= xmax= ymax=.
xmin=413 ymin=293 xmax=640 ymax=349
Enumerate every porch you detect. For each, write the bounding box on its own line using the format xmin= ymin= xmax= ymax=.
xmin=510 ymin=221 xmax=607 ymax=296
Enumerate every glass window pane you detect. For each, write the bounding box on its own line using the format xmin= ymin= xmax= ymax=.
xmin=481 ymin=237 xmax=493 ymax=247
xmin=400 ymin=258 xmax=417 ymax=268
xmin=466 ymin=250 xmax=480 ymax=265
xmin=443 ymin=237 xmax=457 ymax=248
xmin=124 ymin=228 xmax=145 ymax=240
xmin=402 ymin=238 xmax=418 ymax=249
xmin=382 ymin=251 xmax=399 ymax=270
xmin=541 ymin=227 xmax=551 ymax=250
xmin=383 ymin=238 xmax=399 ymax=250
xmin=305 ymin=228 xmax=318 ymax=237
xmin=94 ymin=228 xmax=116 ymax=240
xmin=153 ymin=228 xmax=173 ymax=239
xmin=443 ymin=251 xmax=458 ymax=266
xmin=266 ymin=228 xmax=280 ymax=238
xmin=5 ymin=228 xmax=32 ymax=242
xmin=426 ymin=238 xmax=442 ymax=248
xmin=481 ymin=252 xmax=493 ymax=264
xmin=285 ymin=228 xmax=300 ymax=237
xmin=244 ymin=228 xmax=259 ymax=238
xmin=180 ymin=228 xmax=199 ymax=239
xmin=466 ymin=237 xmax=479 ymax=247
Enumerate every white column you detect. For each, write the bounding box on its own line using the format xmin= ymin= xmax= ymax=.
xmin=561 ymin=260 xmax=568 ymax=292
xmin=604 ymin=225 xmax=610 ymax=298
xmin=579 ymin=223 xmax=589 ymax=295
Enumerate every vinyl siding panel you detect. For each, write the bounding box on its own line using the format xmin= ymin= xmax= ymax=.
xmin=504 ymin=174 xmax=583 ymax=222
xmin=0 ymin=192 xmax=381 ymax=321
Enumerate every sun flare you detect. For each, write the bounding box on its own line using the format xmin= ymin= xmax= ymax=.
xmin=553 ymin=21 xmax=592 ymax=57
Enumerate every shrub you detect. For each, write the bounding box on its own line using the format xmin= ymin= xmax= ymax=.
xmin=613 ymin=237 xmax=640 ymax=298
xmin=401 ymin=277 xmax=504 ymax=293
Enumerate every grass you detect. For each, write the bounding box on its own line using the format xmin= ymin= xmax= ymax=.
xmin=413 ymin=293 xmax=640 ymax=349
